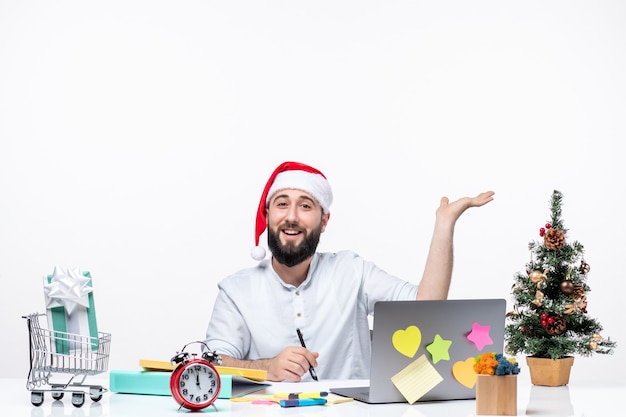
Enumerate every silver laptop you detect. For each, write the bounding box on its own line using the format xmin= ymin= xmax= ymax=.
xmin=331 ymin=298 xmax=506 ymax=404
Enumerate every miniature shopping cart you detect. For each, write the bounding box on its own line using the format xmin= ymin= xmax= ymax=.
xmin=23 ymin=313 xmax=111 ymax=407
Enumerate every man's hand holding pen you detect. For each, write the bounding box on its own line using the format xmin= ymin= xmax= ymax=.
xmin=264 ymin=345 xmax=319 ymax=382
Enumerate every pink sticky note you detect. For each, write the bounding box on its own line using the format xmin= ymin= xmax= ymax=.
xmin=251 ymin=399 xmax=279 ymax=405
xmin=466 ymin=322 xmax=493 ymax=351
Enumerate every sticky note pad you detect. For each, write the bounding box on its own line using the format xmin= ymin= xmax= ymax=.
xmin=390 ymin=354 xmax=444 ymax=404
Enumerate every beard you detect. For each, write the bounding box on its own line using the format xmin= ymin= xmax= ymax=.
xmin=267 ymin=222 xmax=322 ymax=267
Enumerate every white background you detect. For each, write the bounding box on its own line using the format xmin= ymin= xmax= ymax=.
xmin=1 ymin=1 xmax=624 ymax=381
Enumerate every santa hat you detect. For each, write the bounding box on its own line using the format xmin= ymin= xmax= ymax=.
xmin=251 ymin=161 xmax=333 ymax=260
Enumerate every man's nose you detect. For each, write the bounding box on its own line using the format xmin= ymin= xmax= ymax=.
xmin=285 ymin=205 xmax=299 ymax=222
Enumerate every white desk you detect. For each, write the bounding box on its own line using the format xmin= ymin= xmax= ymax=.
xmin=1 ymin=372 xmax=624 ymax=417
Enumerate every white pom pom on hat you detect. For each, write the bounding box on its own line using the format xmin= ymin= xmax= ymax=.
xmin=250 ymin=245 xmax=267 ymax=261
xmin=251 ymin=161 xmax=333 ymax=260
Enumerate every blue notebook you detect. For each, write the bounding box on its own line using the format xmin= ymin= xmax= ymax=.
xmin=109 ymin=370 xmax=269 ymax=399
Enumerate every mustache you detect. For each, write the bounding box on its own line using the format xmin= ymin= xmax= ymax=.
xmin=279 ymin=222 xmax=304 ymax=231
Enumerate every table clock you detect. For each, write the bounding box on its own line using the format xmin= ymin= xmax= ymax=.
xmin=170 ymin=341 xmax=222 ymax=411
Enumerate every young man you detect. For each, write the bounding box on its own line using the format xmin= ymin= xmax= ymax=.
xmin=205 ymin=161 xmax=494 ymax=381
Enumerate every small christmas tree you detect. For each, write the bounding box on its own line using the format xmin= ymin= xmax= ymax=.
xmin=505 ymin=190 xmax=616 ymax=360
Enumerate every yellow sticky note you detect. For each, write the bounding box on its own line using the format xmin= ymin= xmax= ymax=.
xmin=452 ymin=357 xmax=477 ymax=388
xmin=392 ymin=325 xmax=422 ymax=358
xmin=390 ymin=354 xmax=443 ymax=404
xmin=139 ymin=359 xmax=175 ymax=371
xmin=324 ymin=393 xmax=354 ymax=404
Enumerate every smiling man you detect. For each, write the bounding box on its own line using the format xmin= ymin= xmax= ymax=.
xmin=204 ymin=161 xmax=494 ymax=382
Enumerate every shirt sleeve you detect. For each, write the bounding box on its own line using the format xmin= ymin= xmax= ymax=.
xmin=359 ymin=255 xmax=418 ymax=314
xmin=204 ymin=286 xmax=251 ymax=359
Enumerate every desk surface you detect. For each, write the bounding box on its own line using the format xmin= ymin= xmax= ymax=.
xmin=1 ymin=372 xmax=623 ymax=417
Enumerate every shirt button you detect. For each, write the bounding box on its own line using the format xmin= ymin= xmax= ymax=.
xmin=297 ymin=312 xmax=302 ymax=317
xmin=295 ymin=291 xmax=300 ymax=296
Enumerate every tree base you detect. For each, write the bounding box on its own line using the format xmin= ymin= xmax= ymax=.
xmin=526 ymin=356 xmax=574 ymax=386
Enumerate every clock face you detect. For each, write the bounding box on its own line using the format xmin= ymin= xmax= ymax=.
xmin=171 ymin=360 xmax=220 ymax=410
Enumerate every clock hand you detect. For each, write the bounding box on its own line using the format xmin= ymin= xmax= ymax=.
xmin=196 ymin=369 xmax=200 ymax=386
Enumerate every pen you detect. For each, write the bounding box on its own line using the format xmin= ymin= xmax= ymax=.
xmin=296 ymin=328 xmax=318 ymax=381
xmin=274 ymin=391 xmax=328 ymax=399
xmin=279 ymin=398 xmax=327 ymax=408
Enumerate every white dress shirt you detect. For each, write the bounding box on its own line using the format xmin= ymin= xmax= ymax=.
xmin=205 ymin=250 xmax=418 ymax=380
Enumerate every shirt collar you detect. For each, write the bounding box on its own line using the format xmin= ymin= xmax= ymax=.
xmin=270 ymin=253 xmax=320 ymax=289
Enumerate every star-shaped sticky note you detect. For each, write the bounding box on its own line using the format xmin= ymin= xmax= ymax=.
xmin=466 ymin=321 xmax=493 ymax=351
xmin=425 ymin=334 xmax=452 ymax=364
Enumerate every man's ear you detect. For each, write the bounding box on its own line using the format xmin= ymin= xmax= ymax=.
xmin=321 ymin=212 xmax=330 ymax=232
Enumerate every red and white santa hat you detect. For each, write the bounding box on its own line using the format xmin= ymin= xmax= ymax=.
xmin=251 ymin=161 xmax=333 ymax=260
